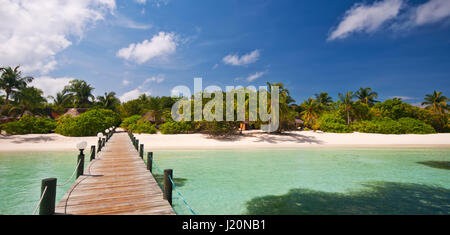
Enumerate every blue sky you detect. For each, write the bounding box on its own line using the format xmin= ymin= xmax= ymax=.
xmin=1 ymin=0 xmax=449 ymax=105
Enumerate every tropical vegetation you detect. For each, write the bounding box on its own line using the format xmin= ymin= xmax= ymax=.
xmin=0 ymin=66 xmax=448 ymax=136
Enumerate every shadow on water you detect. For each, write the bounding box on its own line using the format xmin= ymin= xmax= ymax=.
xmin=417 ymin=161 xmax=450 ymax=170
xmin=153 ymin=174 xmax=188 ymax=189
xmin=245 ymin=182 xmax=450 ymax=215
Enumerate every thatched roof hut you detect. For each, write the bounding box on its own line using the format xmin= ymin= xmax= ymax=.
xmin=63 ymin=108 xmax=88 ymax=117
xmin=141 ymin=110 xmax=166 ymax=124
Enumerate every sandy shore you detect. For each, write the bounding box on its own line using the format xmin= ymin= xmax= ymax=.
xmin=0 ymin=134 xmax=99 ymax=152
xmin=1 ymin=130 xmax=449 ymax=152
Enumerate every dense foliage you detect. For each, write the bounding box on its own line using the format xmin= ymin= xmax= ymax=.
xmin=0 ymin=115 xmax=56 ymax=134
xmin=317 ymin=113 xmax=352 ymax=133
xmin=120 ymin=115 xmax=141 ymax=130
xmin=55 ymin=109 xmax=120 ymax=136
xmin=1 ymin=66 xmax=449 ymax=136
xmin=159 ymin=121 xmax=193 ymax=134
xmin=352 ymin=117 xmax=436 ymax=134
xmin=128 ymin=121 xmax=157 ymax=134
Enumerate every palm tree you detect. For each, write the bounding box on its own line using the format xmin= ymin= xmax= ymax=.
xmin=0 ymin=66 xmax=34 ymax=105
xmin=9 ymin=87 xmax=46 ymax=116
xmin=355 ymin=87 xmax=378 ymax=105
xmin=300 ymin=98 xmax=320 ymax=127
xmin=422 ymin=91 xmax=448 ymax=115
xmin=314 ymin=92 xmax=333 ymax=109
xmin=338 ymin=91 xmax=356 ymax=125
xmin=48 ymin=90 xmax=72 ymax=112
xmin=63 ymin=79 xmax=95 ymax=107
xmin=97 ymin=92 xmax=120 ymax=110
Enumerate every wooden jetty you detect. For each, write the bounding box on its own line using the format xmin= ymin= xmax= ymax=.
xmin=54 ymin=131 xmax=175 ymax=215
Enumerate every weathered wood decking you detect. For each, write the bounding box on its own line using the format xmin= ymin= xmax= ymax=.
xmin=55 ymin=132 xmax=175 ymax=215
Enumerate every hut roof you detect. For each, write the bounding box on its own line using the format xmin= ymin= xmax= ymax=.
xmin=141 ymin=110 xmax=167 ymax=123
xmin=63 ymin=108 xmax=89 ymax=117
xmin=295 ymin=118 xmax=304 ymax=124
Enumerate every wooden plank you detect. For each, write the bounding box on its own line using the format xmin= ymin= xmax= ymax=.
xmin=55 ymin=131 xmax=175 ymax=215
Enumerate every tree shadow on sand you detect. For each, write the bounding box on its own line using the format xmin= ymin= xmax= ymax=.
xmin=245 ymin=182 xmax=450 ymax=215
xmin=252 ymin=132 xmax=324 ymax=144
xmin=1 ymin=135 xmax=57 ymax=144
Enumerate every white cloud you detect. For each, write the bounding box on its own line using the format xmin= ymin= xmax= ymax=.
xmin=246 ymin=71 xmax=267 ymax=82
xmin=30 ymin=76 xmax=74 ymax=99
xmin=0 ymin=0 xmax=115 ymax=74
xmin=328 ymin=0 xmax=403 ymax=40
xmin=414 ymin=0 xmax=450 ymax=25
xmin=144 ymin=74 xmax=165 ymax=84
xmin=389 ymin=96 xmax=415 ymax=100
xmin=122 ymin=79 xmax=131 ymax=86
xmin=212 ymin=64 xmax=219 ymax=70
xmin=119 ymin=88 xmax=151 ymax=102
xmin=113 ymin=14 xmax=152 ymax=29
xmin=222 ymin=50 xmax=260 ymax=66
xmin=116 ymin=32 xmax=177 ymax=64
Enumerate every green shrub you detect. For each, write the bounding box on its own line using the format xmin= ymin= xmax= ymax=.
xmin=128 ymin=121 xmax=157 ymax=134
xmin=397 ymin=117 xmax=436 ymax=134
xmin=159 ymin=121 xmax=193 ymax=134
xmin=199 ymin=121 xmax=237 ymax=136
xmin=120 ymin=115 xmax=141 ymax=130
xmin=317 ymin=113 xmax=352 ymax=133
xmin=352 ymin=117 xmax=436 ymax=134
xmin=55 ymin=109 xmax=120 ymax=136
xmin=0 ymin=115 xmax=56 ymax=134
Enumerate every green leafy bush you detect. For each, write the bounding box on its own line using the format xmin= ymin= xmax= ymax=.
xmin=352 ymin=117 xmax=436 ymax=134
xmin=159 ymin=121 xmax=193 ymax=134
xmin=397 ymin=117 xmax=436 ymax=134
xmin=0 ymin=115 xmax=56 ymax=134
xmin=128 ymin=121 xmax=157 ymax=134
xmin=120 ymin=115 xmax=141 ymax=130
xmin=199 ymin=121 xmax=237 ymax=136
xmin=55 ymin=109 xmax=120 ymax=136
xmin=317 ymin=113 xmax=352 ymax=133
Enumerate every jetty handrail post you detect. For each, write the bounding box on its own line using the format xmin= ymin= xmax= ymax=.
xmin=39 ymin=178 xmax=57 ymax=215
xmin=136 ymin=139 xmax=139 ymax=151
xmin=163 ymin=169 xmax=173 ymax=205
xmin=90 ymin=145 xmax=95 ymax=161
xmin=139 ymin=144 xmax=144 ymax=159
xmin=97 ymin=138 xmax=102 ymax=152
xmin=147 ymin=152 xmax=153 ymax=172
xmin=76 ymin=150 xmax=85 ymax=179
xmin=102 ymin=137 xmax=106 ymax=149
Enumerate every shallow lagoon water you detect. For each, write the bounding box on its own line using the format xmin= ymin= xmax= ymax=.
xmin=152 ymin=148 xmax=450 ymax=215
xmin=1 ymin=148 xmax=449 ymax=215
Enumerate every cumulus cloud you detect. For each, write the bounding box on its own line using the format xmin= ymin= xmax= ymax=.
xmin=122 ymin=79 xmax=131 ymax=86
xmin=30 ymin=76 xmax=74 ymax=99
xmin=119 ymin=88 xmax=151 ymax=102
xmin=329 ymin=0 xmax=450 ymax=40
xmin=0 ymin=0 xmax=115 ymax=74
xmin=246 ymin=71 xmax=267 ymax=82
xmin=222 ymin=50 xmax=260 ymax=66
xmin=116 ymin=32 xmax=177 ymax=64
xmin=144 ymin=74 xmax=165 ymax=84
xmin=328 ymin=0 xmax=403 ymax=40
xmin=414 ymin=0 xmax=450 ymax=25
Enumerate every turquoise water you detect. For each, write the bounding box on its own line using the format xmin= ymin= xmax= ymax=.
xmin=0 ymin=148 xmax=449 ymax=215
xmin=0 ymin=151 xmax=83 ymax=215
xmin=150 ymin=148 xmax=450 ymax=215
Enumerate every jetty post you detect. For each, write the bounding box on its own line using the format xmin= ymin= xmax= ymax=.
xmin=147 ymin=152 xmax=153 ymax=172
xmin=39 ymin=178 xmax=57 ymax=215
xmin=90 ymin=145 xmax=95 ymax=161
xmin=139 ymin=144 xmax=144 ymax=159
xmin=163 ymin=169 xmax=173 ymax=205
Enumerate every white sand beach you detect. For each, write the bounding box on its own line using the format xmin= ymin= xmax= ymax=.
xmin=1 ymin=130 xmax=450 ymax=152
